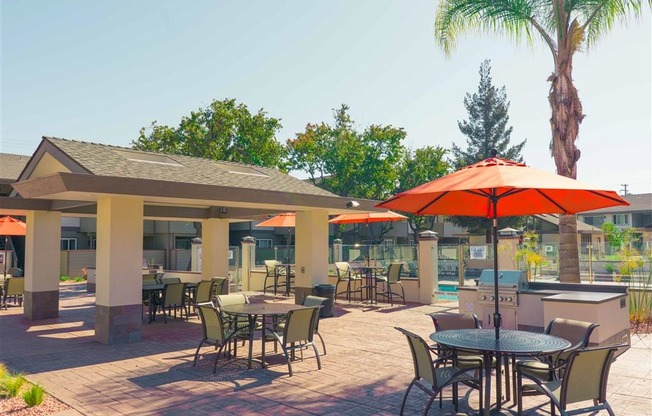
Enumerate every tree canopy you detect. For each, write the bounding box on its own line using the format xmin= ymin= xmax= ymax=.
xmin=132 ymin=98 xmax=287 ymax=170
xmin=287 ymin=104 xmax=406 ymax=200
xmin=450 ymin=59 xmax=526 ymax=169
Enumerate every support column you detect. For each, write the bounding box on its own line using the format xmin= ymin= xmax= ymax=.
xmin=332 ymin=239 xmax=343 ymax=263
xmin=201 ymin=219 xmax=230 ymax=281
xmin=418 ymin=230 xmax=438 ymax=304
xmin=24 ymin=211 xmax=61 ymax=320
xmin=240 ymin=236 xmax=255 ymax=291
xmin=294 ymin=210 xmax=329 ymax=303
xmin=95 ymin=197 xmax=144 ymax=344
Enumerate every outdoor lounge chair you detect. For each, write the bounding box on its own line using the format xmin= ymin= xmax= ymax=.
xmin=194 ymin=303 xmax=247 ymax=373
xmin=512 ymin=318 xmax=598 ymax=404
xmin=334 ymin=261 xmax=362 ymax=302
xmin=395 ymin=326 xmax=482 ymax=415
xmin=375 ymin=262 xmax=405 ymax=305
xmin=517 ymin=345 xmax=620 ymax=416
xmin=269 ymin=306 xmax=322 ymax=376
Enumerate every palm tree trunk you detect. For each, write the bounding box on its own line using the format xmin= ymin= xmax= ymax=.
xmin=548 ymin=47 xmax=583 ymax=283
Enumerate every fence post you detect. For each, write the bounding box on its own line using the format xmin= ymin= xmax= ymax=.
xmin=418 ymin=230 xmax=438 ymax=304
xmin=333 ymin=239 xmax=343 ymax=263
xmin=240 ymin=236 xmax=255 ymax=291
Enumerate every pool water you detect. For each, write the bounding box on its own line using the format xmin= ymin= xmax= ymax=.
xmin=437 ymin=283 xmax=458 ymax=301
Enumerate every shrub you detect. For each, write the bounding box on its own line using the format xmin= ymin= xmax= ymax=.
xmin=0 ymin=363 xmax=7 ymax=378
xmin=0 ymin=373 xmax=26 ymax=398
xmin=23 ymin=383 xmax=45 ymax=407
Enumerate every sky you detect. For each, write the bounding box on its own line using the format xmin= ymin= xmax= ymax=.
xmin=2 ymin=1 xmax=651 ymax=195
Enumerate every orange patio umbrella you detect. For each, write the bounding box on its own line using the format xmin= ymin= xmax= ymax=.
xmin=256 ymin=213 xmax=296 ymax=263
xmin=377 ymin=150 xmax=628 ymax=339
xmin=329 ymin=211 xmax=408 ymax=264
xmin=0 ymin=216 xmax=27 ymax=275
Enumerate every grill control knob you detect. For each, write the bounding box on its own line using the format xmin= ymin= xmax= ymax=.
xmin=499 ymin=296 xmax=505 ymax=302
xmin=506 ymin=297 xmax=513 ymax=302
xmin=489 ymin=296 xmax=495 ymax=301
xmin=480 ymin=295 xmax=486 ymax=301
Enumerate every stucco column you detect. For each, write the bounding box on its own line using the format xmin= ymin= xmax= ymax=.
xmin=23 ymin=210 xmax=61 ymax=320
xmin=498 ymin=235 xmax=519 ymax=270
xmin=95 ymin=196 xmax=144 ymax=344
xmin=240 ymin=236 xmax=255 ymax=291
xmin=201 ymin=219 xmax=230 ymax=281
xmin=332 ymin=239 xmax=343 ymax=263
xmin=418 ymin=230 xmax=439 ymax=304
xmin=294 ymin=210 xmax=329 ymax=303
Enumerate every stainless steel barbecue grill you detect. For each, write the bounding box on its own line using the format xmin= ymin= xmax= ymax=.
xmin=477 ymin=269 xmax=528 ymax=329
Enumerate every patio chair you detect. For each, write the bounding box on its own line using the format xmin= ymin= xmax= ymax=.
xmin=375 ymin=262 xmax=405 ymax=305
xmin=334 ymin=261 xmax=362 ymax=302
xmin=517 ymin=345 xmax=620 ymax=416
xmin=269 ymin=306 xmax=322 ymax=376
xmin=512 ymin=318 xmax=598 ymax=404
xmin=142 ymin=274 xmax=158 ymax=286
xmin=192 ymin=280 xmax=215 ymax=314
xmin=263 ymin=260 xmax=283 ymax=295
xmin=7 ymin=267 xmax=23 ymax=277
xmin=274 ymin=296 xmax=328 ymax=355
xmin=211 ymin=276 xmax=228 ymax=297
xmin=2 ymin=277 xmax=24 ymax=309
xmin=428 ymin=312 xmax=492 ymax=403
xmin=159 ymin=282 xmax=188 ymax=323
xmin=161 ymin=276 xmax=182 ymax=285
xmin=395 ymin=327 xmax=482 ymax=415
xmin=215 ymin=293 xmax=253 ymax=337
xmin=194 ymin=303 xmax=248 ymax=373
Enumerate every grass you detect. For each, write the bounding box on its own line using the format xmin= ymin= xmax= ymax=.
xmin=60 ymin=275 xmax=87 ymax=282
xmin=22 ymin=384 xmax=45 ymax=407
xmin=0 ymin=373 xmax=25 ymax=398
xmin=0 ymin=364 xmax=48 ymax=408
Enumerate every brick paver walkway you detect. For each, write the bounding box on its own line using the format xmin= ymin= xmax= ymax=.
xmin=1 ymin=283 xmax=650 ymax=415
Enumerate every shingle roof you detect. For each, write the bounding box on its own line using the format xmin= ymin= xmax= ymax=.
xmin=581 ymin=193 xmax=651 ymax=214
xmin=0 ymin=153 xmax=30 ymax=182
xmin=44 ymin=137 xmax=337 ymax=197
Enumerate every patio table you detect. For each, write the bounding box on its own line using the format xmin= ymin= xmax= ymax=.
xmin=354 ymin=265 xmax=385 ymax=304
xmin=220 ymin=303 xmax=307 ymax=369
xmin=430 ymin=328 xmax=571 ymax=416
xmin=142 ymin=284 xmax=164 ymax=324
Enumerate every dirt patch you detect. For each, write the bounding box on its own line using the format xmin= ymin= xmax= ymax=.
xmin=0 ymin=395 xmax=70 ymax=416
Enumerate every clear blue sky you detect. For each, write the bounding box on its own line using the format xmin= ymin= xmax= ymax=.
xmin=2 ymin=1 xmax=650 ymax=194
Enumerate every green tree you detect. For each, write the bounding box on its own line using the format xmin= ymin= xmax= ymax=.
xmin=132 ymin=98 xmax=287 ymax=170
xmin=287 ymin=104 xmax=406 ymax=200
xmin=450 ymin=59 xmax=526 ymax=169
xmin=395 ymin=146 xmax=451 ymax=242
xmin=448 ymin=59 xmax=526 ymax=236
xmin=434 ymin=0 xmax=648 ymax=283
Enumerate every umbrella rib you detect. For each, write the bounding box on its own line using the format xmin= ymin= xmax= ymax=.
xmin=587 ymin=190 xmax=630 ymax=205
xmin=534 ymin=189 xmax=570 ymax=213
xmin=417 ymin=192 xmax=449 ymax=215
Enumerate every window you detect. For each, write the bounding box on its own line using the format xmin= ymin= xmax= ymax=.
xmin=613 ymin=214 xmax=629 ymax=226
xmin=175 ymin=237 xmax=192 ymax=250
xmin=582 ymin=215 xmax=605 ymax=227
xmin=256 ymin=239 xmax=273 ymax=249
xmin=61 ymin=238 xmax=78 ymax=251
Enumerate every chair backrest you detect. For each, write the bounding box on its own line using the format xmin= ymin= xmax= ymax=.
xmin=303 ymin=296 xmax=327 ymax=331
xmin=211 ymin=277 xmax=228 ymax=296
xmin=5 ymin=277 xmax=24 ymax=296
xmin=546 ymin=318 xmax=598 ymax=362
xmin=386 ymin=263 xmax=403 ymax=283
xmin=162 ymin=282 xmax=186 ymax=306
xmin=195 ymin=281 xmax=215 ymax=304
xmin=430 ymin=312 xmax=481 ymax=331
xmin=559 ymin=345 xmax=618 ymax=407
xmin=142 ymin=274 xmax=158 ymax=287
xmin=264 ymin=260 xmax=279 ymax=276
xmin=197 ymin=303 xmax=226 ymax=345
xmin=215 ymin=293 xmax=248 ymax=308
xmin=395 ymin=327 xmax=438 ymax=387
xmin=283 ymin=306 xmax=319 ymax=344
xmin=334 ymin=262 xmax=351 ymax=279
xmin=161 ymin=276 xmax=182 ymax=285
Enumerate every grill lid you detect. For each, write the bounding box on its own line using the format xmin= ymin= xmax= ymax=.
xmin=478 ymin=269 xmax=527 ymax=290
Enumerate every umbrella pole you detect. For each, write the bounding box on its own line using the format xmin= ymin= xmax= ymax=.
xmin=492 ymin=204 xmax=501 ymax=340
xmin=3 ymin=236 xmax=8 ymax=276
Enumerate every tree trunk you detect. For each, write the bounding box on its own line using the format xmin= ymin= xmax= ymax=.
xmin=548 ymin=47 xmax=584 ymax=283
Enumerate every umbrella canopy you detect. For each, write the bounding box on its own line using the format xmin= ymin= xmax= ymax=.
xmin=377 ymin=151 xmax=629 ymax=339
xmin=0 ymin=216 xmax=27 ymax=275
xmin=256 ymin=213 xmax=296 ymax=228
xmin=330 ymin=211 xmax=407 ymax=264
xmin=328 ymin=211 xmax=407 ymax=224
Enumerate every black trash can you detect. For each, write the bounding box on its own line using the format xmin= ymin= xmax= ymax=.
xmin=313 ymin=284 xmax=335 ymax=318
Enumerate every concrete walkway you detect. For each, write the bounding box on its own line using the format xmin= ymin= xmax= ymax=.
xmin=1 ymin=283 xmax=650 ymax=416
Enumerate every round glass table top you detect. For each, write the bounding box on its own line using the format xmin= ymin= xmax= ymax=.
xmin=430 ymin=329 xmax=571 ymax=355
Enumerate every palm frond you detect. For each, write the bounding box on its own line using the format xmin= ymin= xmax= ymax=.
xmin=435 ymin=0 xmax=554 ymax=55
xmin=570 ymin=0 xmax=648 ymax=48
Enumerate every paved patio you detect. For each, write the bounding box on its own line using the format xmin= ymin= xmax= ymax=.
xmin=1 ymin=283 xmax=650 ymax=416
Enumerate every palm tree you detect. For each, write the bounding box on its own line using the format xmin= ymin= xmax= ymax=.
xmin=434 ymin=0 xmax=648 ymax=283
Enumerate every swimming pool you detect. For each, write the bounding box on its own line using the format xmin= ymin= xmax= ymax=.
xmin=437 ymin=283 xmax=458 ymax=301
